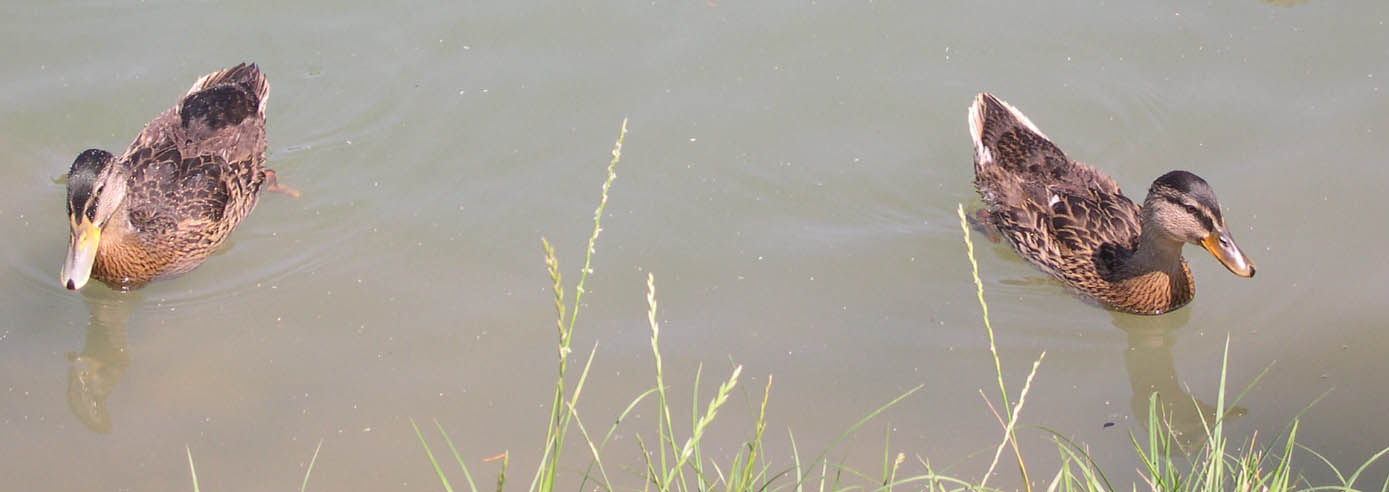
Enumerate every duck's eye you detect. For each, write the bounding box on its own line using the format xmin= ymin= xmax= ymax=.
xmin=84 ymin=206 xmax=96 ymax=221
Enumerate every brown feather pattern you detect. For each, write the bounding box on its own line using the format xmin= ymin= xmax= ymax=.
xmin=90 ymin=63 xmax=269 ymax=288
xmin=969 ymin=93 xmax=1195 ymax=314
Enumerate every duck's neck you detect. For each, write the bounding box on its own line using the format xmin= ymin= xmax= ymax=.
xmin=91 ymin=206 xmax=143 ymax=287
xmin=1126 ymin=227 xmax=1186 ymax=277
xmin=1106 ymin=222 xmax=1195 ymax=314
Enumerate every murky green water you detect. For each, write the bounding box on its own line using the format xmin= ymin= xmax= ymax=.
xmin=3 ymin=0 xmax=1387 ymax=489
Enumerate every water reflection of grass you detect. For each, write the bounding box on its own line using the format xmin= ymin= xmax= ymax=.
xmin=194 ymin=120 xmax=1385 ymax=490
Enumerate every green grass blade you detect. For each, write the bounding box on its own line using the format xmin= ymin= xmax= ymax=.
xmin=411 ymin=417 xmax=456 ymax=492
xmin=736 ymin=376 xmax=773 ymax=492
xmin=582 ymin=388 xmax=659 ymax=488
xmin=495 ymin=452 xmax=509 ymax=492
xmin=431 ymin=419 xmax=479 ymax=492
xmin=881 ymin=426 xmax=892 ymax=488
xmin=566 ymin=117 xmax=627 ymax=334
xmin=648 ymin=272 xmax=675 ymax=484
xmin=565 ymin=400 xmax=614 ymax=492
xmin=1343 ymin=445 xmax=1389 ymax=489
xmin=663 ymin=365 xmax=742 ymax=491
xmin=1300 ymin=444 xmax=1346 ymax=485
xmin=955 ymin=205 xmax=1010 ymax=409
xmin=1035 ymin=426 xmax=1116 ymax=491
xmin=958 ymin=204 xmax=1033 ymax=490
xmin=789 ymin=429 xmax=803 ymax=492
xmin=794 ymin=385 xmax=922 ymax=487
xmin=186 ymin=445 xmax=200 ymax=492
xmin=300 ymin=438 xmax=324 ymax=492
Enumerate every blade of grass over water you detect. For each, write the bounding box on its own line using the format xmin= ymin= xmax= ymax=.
xmin=792 ymin=385 xmax=923 ymax=488
xmin=647 ymin=271 xmax=676 ymax=490
xmin=494 ymin=451 xmax=509 ymax=492
xmin=788 ymin=430 xmax=803 ymax=492
xmin=187 ymin=445 xmax=200 ymax=492
xmin=532 ymin=117 xmax=627 ymax=492
xmin=880 ymin=427 xmax=893 ymax=488
xmin=568 ymin=117 xmax=626 ymax=338
xmin=301 ymin=438 xmax=324 ymax=492
xmin=564 ymin=398 xmax=614 ymax=492
xmin=646 ymin=272 xmax=745 ymax=492
xmin=729 ymin=375 xmax=772 ymax=492
xmin=981 ymin=352 xmax=1044 ymax=492
xmin=957 ymin=203 xmax=1033 ymax=491
xmin=432 ymin=420 xmax=479 ymax=492
xmin=411 ymin=417 xmax=459 ymax=492
xmin=691 ymin=364 xmax=703 ymax=489
xmin=189 ymin=440 xmax=326 ymax=491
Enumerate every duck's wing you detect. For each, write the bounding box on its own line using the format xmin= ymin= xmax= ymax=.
xmin=123 ymin=141 xmax=232 ymax=239
xmin=968 ymin=93 xmax=1143 ymax=272
xmin=1047 ymin=176 xmax=1142 ymax=255
xmin=179 ymin=63 xmax=268 ymax=149
xmin=969 ymin=92 xmax=1072 ymax=183
xmin=126 ymin=63 xmax=268 ymax=169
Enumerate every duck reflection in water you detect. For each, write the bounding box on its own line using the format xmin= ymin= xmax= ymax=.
xmin=1113 ymin=308 xmax=1248 ymax=454
xmin=67 ymin=288 xmax=139 ymax=433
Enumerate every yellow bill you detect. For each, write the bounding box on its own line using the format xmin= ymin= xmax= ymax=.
xmin=61 ymin=218 xmax=102 ymax=290
xmin=1201 ymin=230 xmax=1255 ymax=278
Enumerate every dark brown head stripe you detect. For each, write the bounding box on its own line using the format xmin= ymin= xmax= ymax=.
xmin=67 ymin=149 xmax=114 ymax=218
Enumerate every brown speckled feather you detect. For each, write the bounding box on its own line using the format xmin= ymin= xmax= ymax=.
xmin=90 ymin=63 xmax=269 ymax=287
xmin=968 ymin=93 xmax=1194 ymax=314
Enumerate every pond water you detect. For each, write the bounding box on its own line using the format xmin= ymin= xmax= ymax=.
xmin=2 ymin=0 xmax=1387 ymax=489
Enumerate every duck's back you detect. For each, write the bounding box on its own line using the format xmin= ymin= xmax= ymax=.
xmin=93 ymin=64 xmax=270 ymax=286
xmin=967 ymin=93 xmax=1144 ymax=282
xmin=142 ymin=64 xmax=266 ymax=221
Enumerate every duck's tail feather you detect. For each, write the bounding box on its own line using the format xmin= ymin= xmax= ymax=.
xmin=186 ymin=62 xmax=269 ymax=115
xmin=180 ymin=63 xmax=268 ymax=134
xmin=967 ymin=92 xmax=1068 ymax=176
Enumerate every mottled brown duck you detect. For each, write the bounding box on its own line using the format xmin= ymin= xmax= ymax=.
xmin=968 ymin=92 xmax=1255 ymax=314
xmin=61 ymin=63 xmax=291 ymax=291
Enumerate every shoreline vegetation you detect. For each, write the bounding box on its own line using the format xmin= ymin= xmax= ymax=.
xmin=192 ymin=120 xmax=1387 ymax=491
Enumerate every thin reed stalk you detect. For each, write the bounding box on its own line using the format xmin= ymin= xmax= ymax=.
xmin=958 ymin=203 xmax=1034 ymax=491
xmin=533 ymin=117 xmax=628 ymax=492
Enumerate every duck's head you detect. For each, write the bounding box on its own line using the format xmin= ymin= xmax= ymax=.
xmin=61 ymin=149 xmax=127 ymax=291
xmin=1143 ymin=170 xmax=1256 ymax=277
